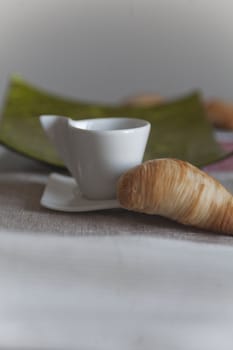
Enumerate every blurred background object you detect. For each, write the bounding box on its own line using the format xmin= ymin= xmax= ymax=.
xmin=205 ymin=99 xmax=233 ymax=130
xmin=122 ymin=93 xmax=164 ymax=107
xmin=0 ymin=0 xmax=233 ymax=106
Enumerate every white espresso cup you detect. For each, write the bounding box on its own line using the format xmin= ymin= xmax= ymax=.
xmin=40 ymin=116 xmax=151 ymax=200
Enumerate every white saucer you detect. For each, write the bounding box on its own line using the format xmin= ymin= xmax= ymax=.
xmin=40 ymin=173 xmax=120 ymax=212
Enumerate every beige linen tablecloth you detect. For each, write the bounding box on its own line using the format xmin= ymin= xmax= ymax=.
xmin=0 ymin=232 xmax=233 ymax=350
xmin=1 ymin=145 xmax=233 ymax=244
xmin=1 ymin=145 xmax=233 ymax=349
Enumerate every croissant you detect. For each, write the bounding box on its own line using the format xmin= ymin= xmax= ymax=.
xmin=117 ymin=159 xmax=233 ymax=234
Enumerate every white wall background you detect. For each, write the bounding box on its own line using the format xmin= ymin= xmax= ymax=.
xmin=0 ymin=0 xmax=233 ymax=103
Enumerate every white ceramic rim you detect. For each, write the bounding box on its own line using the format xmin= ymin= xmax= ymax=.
xmin=68 ymin=117 xmax=150 ymax=134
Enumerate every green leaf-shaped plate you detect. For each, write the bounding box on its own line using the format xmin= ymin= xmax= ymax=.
xmin=0 ymin=76 xmax=229 ymax=168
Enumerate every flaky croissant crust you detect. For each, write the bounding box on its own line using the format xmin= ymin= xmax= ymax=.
xmin=117 ymin=159 xmax=233 ymax=234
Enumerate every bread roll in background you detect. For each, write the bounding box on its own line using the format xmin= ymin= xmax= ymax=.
xmin=205 ymin=99 xmax=233 ymax=130
xmin=122 ymin=93 xmax=164 ymax=107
